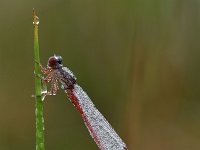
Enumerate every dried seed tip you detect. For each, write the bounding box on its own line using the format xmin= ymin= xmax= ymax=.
xmin=33 ymin=8 xmax=39 ymax=25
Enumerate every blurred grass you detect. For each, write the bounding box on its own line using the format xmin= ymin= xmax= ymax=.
xmin=0 ymin=0 xmax=200 ymax=150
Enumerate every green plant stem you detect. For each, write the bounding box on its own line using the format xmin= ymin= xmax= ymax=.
xmin=33 ymin=9 xmax=45 ymax=150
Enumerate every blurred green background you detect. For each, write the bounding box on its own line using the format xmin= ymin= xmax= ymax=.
xmin=0 ymin=0 xmax=200 ymax=150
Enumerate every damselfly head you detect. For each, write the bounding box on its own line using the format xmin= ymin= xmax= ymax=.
xmin=48 ymin=55 xmax=63 ymax=69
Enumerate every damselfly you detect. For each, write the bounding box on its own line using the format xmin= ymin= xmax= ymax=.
xmin=39 ymin=55 xmax=128 ymax=150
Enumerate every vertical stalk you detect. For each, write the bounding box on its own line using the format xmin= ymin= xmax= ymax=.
xmin=33 ymin=9 xmax=45 ymax=150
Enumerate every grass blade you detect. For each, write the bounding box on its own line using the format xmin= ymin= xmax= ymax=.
xmin=33 ymin=9 xmax=45 ymax=150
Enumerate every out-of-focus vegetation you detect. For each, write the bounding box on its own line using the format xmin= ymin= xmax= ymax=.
xmin=0 ymin=0 xmax=200 ymax=150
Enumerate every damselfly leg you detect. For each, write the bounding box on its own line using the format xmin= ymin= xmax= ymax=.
xmin=34 ymin=60 xmax=59 ymax=98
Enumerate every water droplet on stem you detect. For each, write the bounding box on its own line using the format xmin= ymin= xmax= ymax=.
xmin=33 ymin=16 xmax=39 ymax=25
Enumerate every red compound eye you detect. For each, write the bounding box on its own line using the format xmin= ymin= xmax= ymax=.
xmin=48 ymin=56 xmax=57 ymax=68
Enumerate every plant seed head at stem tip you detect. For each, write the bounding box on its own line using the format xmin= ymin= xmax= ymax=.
xmin=33 ymin=8 xmax=39 ymax=25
